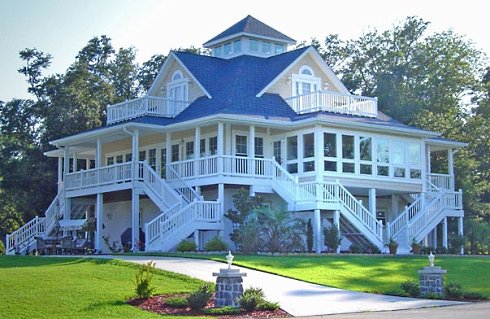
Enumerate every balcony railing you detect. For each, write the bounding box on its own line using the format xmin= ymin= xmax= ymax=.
xmin=106 ymin=96 xmax=189 ymax=125
xmin=285 ymin=91 xmax=378 ymax=118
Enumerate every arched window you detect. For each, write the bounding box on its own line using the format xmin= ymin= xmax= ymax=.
xmin=299 ymin=65 xmax=314 ymax=76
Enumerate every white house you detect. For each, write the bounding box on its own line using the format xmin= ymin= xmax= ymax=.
xmin=6 ymin=15 xmax=465 ymax=255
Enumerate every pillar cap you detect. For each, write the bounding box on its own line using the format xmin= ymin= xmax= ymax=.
xmin=213 ymin=268 xmax=247 ymax=277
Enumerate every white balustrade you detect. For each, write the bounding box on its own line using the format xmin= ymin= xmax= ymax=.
xmin=427 ymin=173 xmax=454 ymax=190
xmin=285 ymin=91 xmax=378 ymax=118
xmin=106 ymin=96 xmax=189 ymax=125
xmin=65 ymin=162 xmax=133 ymax=191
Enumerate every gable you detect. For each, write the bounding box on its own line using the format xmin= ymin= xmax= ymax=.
xmin=257 ymin=47 xmax=349 ymax=98
xmin=147 ymin=53 xmax=211 ymax=100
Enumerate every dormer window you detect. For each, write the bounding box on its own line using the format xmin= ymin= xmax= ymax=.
xmin=224 ymin=43 xmax=232 ymax=56
xmin=233 ymin=40 xmax=242 ymax=53
xmin=167 ymin=70 xmax=188 ymax=102
xmin=292 ymin=65 xmax=321 ymax=97
xmin=262 ymin=41 xmax=271 ymax=54
xmin=249 ymin=39 xmax=259 ymax=52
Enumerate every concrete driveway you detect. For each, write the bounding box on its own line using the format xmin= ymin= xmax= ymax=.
xmin=112 ymin=255 xmax=465 ymax=316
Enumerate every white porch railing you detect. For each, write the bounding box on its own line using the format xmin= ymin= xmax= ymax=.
xmin=145 ymin=200 xmax=221 ymax=247
xmin=65 ymin=162 xmax=133 ymax=191
xmin=6 ymin=190 xmax=65 ymax=255
xmin=427 ymin=173 xmax=454 ymax=191
xmin=106 ymin=96 xmax=189 ymax=125
xmin=285 ymin=91 xmax=378 ymax=118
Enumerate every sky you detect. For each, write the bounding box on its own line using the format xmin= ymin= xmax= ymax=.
xmin=0 ymin=0 xmax=488 ymax=102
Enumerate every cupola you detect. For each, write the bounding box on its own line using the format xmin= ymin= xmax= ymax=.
xmin=203 ymin=15 xmax=296 ymax=59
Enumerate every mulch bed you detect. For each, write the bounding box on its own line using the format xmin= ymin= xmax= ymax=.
xmin=128 ymin=294 xmax=292 ymax=318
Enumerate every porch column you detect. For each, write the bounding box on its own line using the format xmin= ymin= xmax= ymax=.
xmin=313 ymin=209 xmax=322 ymax=253
xmin=448 ymin=149 xmax=455 ymax=190
xmin=73 ymin=153 xmax=78 ymax=172
xmin=63 ymin=147 xmax=70 ymax=175
xmin=217 ymin=122 xmax=224 ymax=175
xmin=225 ymin=124 xmax=232 ymax=155
xmin=96 ymin=138 xmax=102 ymax=168
xmin=369 ymin=188 xmax=376 ymax=216
xmin=432 ymin=227 xmax=438 ymax=249
xmin=57 ymin=157 xmax=63 ymax=192
xmin=218 ymin=183 xmax=225 ymax=220
xmin=166 ymin=132 xmax=172 ymax=179
xmin=249 ymin=125 xmax=255 ymax=176
xmin=314 ymin=125 xmax=324 ymax=181
xmin=442 ymin=217 xmax=448 ymax=249
xmin=194 ymin=230 xmax=200 ymax=251
xmin=131 ymin=189 xmax=140 ymax=252
xmin=194 ymin=127 xmax=201 ymax=177
xmin=86 ymin=158 xmax=90 ymax=170
xmin=333 ymin=210 xmax=340 ymax=253
xmin=132 ymin=129 xmax=140 ymax=163
xmin=95 ymin=193 xmax=104 ymax=253
xmin=458 ymin=217 xmax=464 ymax=255
xmin=427 ymin=145 xmax=431 ymax=174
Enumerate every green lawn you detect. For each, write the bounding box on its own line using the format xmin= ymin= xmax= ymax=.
xmin=164 ymin=253 xmax=490 ymax=296
xmin=0 ymin=256 xmax=208 ymax=319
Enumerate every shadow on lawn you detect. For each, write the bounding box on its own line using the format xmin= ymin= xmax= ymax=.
xmin=0 ymin=256 xmax=88 ymax=268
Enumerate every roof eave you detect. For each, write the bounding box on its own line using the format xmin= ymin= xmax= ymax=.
xmin=203 ymin=32 xmax=296 ymax=48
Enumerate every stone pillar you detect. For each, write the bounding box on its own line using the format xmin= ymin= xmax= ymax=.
xmin=418 ymin=266 xmax=447 ymax=297
xmin=212 ymin=268 xmax=246 ymax=307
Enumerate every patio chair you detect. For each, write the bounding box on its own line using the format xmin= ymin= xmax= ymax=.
xmin=60 ymin=236 xmax=76 ymax=255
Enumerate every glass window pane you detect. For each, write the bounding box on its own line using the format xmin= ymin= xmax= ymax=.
xmin=324 ymin=161 xmax=337 ymax=172
xmin=360 ymin=164 xmax=372 ymax=175
xmin=324 ymin=133 xmax=336 ymax=157
xmin=160 ymin=149 xmax=166 ymax=178
xmin=409 ymin=143 xmax=421 ymax=166
xmin=139 ymin=151 xmax=146 ymax=162
xmin=149 ymin=149 xmax=156 ymax=169
xmin=342 ymin=135 xmax=354 ymax=159
xmin=213 ymin=47 xmax=221 ymax=57
xmin=209 ymin=137 xmax=218 ymax=155
xmin=255 ymin=137 xmax=264 ymax=158
xmin=107 ymin=157 xmax=114 ymax=166
xmin=287 ymin=163 xmax=298 ymax=174
xmin=249 ymin=39 xmax=258 ymax=51
xmin=125 ymin=153 xmax=132 ymax=162
xmin=235 ymin=135 xmax=247 ymax=156
xmin=233 ymin=40 xmax=241 ymax=53
xmin=287 ymin=136 xmax=298 ymax=160
xmin=224 ymin=43 xmax=232 ymax=56
xmin=186 ymin=141 xmax=194 ymax=159
xmin=377 ymin=166 xmax=389 ymax=176
xmin=359 ymin=136 xmax=372 ymax=161
xmin=116 ymin=155 xmax=123 ymax=164
xmin=394 ymin=167 xmax=406 ymax=178
xmin=303 ymin=161 xmax=315 ymax=172
xmin=342 ymin=162 xmax=355 ymax=173
xmin=273 ymin=141 xmax=282 ymax=164
xmin=410 ymin=168 xmax=421 ymax=179
xmin=275 ymin=44 xmax=284 ymax=54
xmin=303 ymin=133 xmax=314 ymax=158
xmin=171 ymin=144 xmax=179 ymax=162
xmin=393 ymin=141 xmax=405 ymax=165
xmin=377 ymin=139 xmax=389 ymax=163
xmin=262 ymin=41 xmax=271 ymax=54
xmin=200 ymin=139 xmax=206 ymax=156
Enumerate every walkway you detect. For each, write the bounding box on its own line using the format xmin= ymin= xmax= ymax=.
xmin=113 ymin=255 xmax=464 ymax=316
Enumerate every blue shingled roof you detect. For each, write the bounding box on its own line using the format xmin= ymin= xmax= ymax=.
xmin=204 ymin=15 xmax=295 ymax=46
xmin=116 ymin=47 xmax=432 ymax=136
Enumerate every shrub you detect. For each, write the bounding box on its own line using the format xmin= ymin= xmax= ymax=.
xmin=176 ymin=240 xmax=196 ymax=252
xmin=0 ymin=240 xmax=5 ymax=255
xmin=134 ymin=261 xmax=156 ymax=298
xmin=400 ymin=279 xmax=420 ymax=297
xmin=237 ymin=287 xmax=265 ymax=311
xmin=323 ymin=224 xmax=342 ymax=252
xmin=445 ymin=282 xmax=463 ymax=298
xmin=349 ymin=244 xmax=363 ymax=253
xmin=462 ymin=291 xmax=488 ymax=300
xmin=306 ymin=218 xmax=313 ymax=252
xmin=202 ymin=306 xmax=241 ymax=315
xmin=257 ymin=301 xmax=280 ymax=311
xmin=204 ymin=236 xmax=228 ymax=251
xmin=187 ymin=283 xmax=213 ymax=310
xmin=165 ymin=297 xmax=189 ymax=308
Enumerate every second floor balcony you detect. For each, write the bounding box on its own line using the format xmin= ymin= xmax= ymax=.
xmin=106 ymin=96 xmax=189 ymax=125
xmin=285 ymin=90 xmax=378 ymax=118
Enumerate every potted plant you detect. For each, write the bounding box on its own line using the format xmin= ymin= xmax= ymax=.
xmin=411 ymin=238 xmax=421 ymax=255
xmin=385 ymin=237 xmax=398 ymax=255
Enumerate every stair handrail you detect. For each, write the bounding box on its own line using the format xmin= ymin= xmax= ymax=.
xmin=407 ymin=191 xmax=446 ymax=241
xmin=269 ymin=158 xmax=315 ymax=201
xmin=138 ymin=161 xmax=182 ymax=212
xmin=166 ymin=164 xmax=201 ymax=204
xmin=332 ymin=182 xmax=383 ymax=240
xmin=145 ymin=202 xmax=181 ymax=246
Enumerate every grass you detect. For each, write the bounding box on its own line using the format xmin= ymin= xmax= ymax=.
xmin=160 ymin=253 xmax=490 ymax=297
xmin=0 ymin=256 xmax=209 ymax=319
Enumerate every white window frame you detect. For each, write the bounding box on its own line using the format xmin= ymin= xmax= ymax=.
xmin=167 ymin=70 xmax=188 ymax=102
